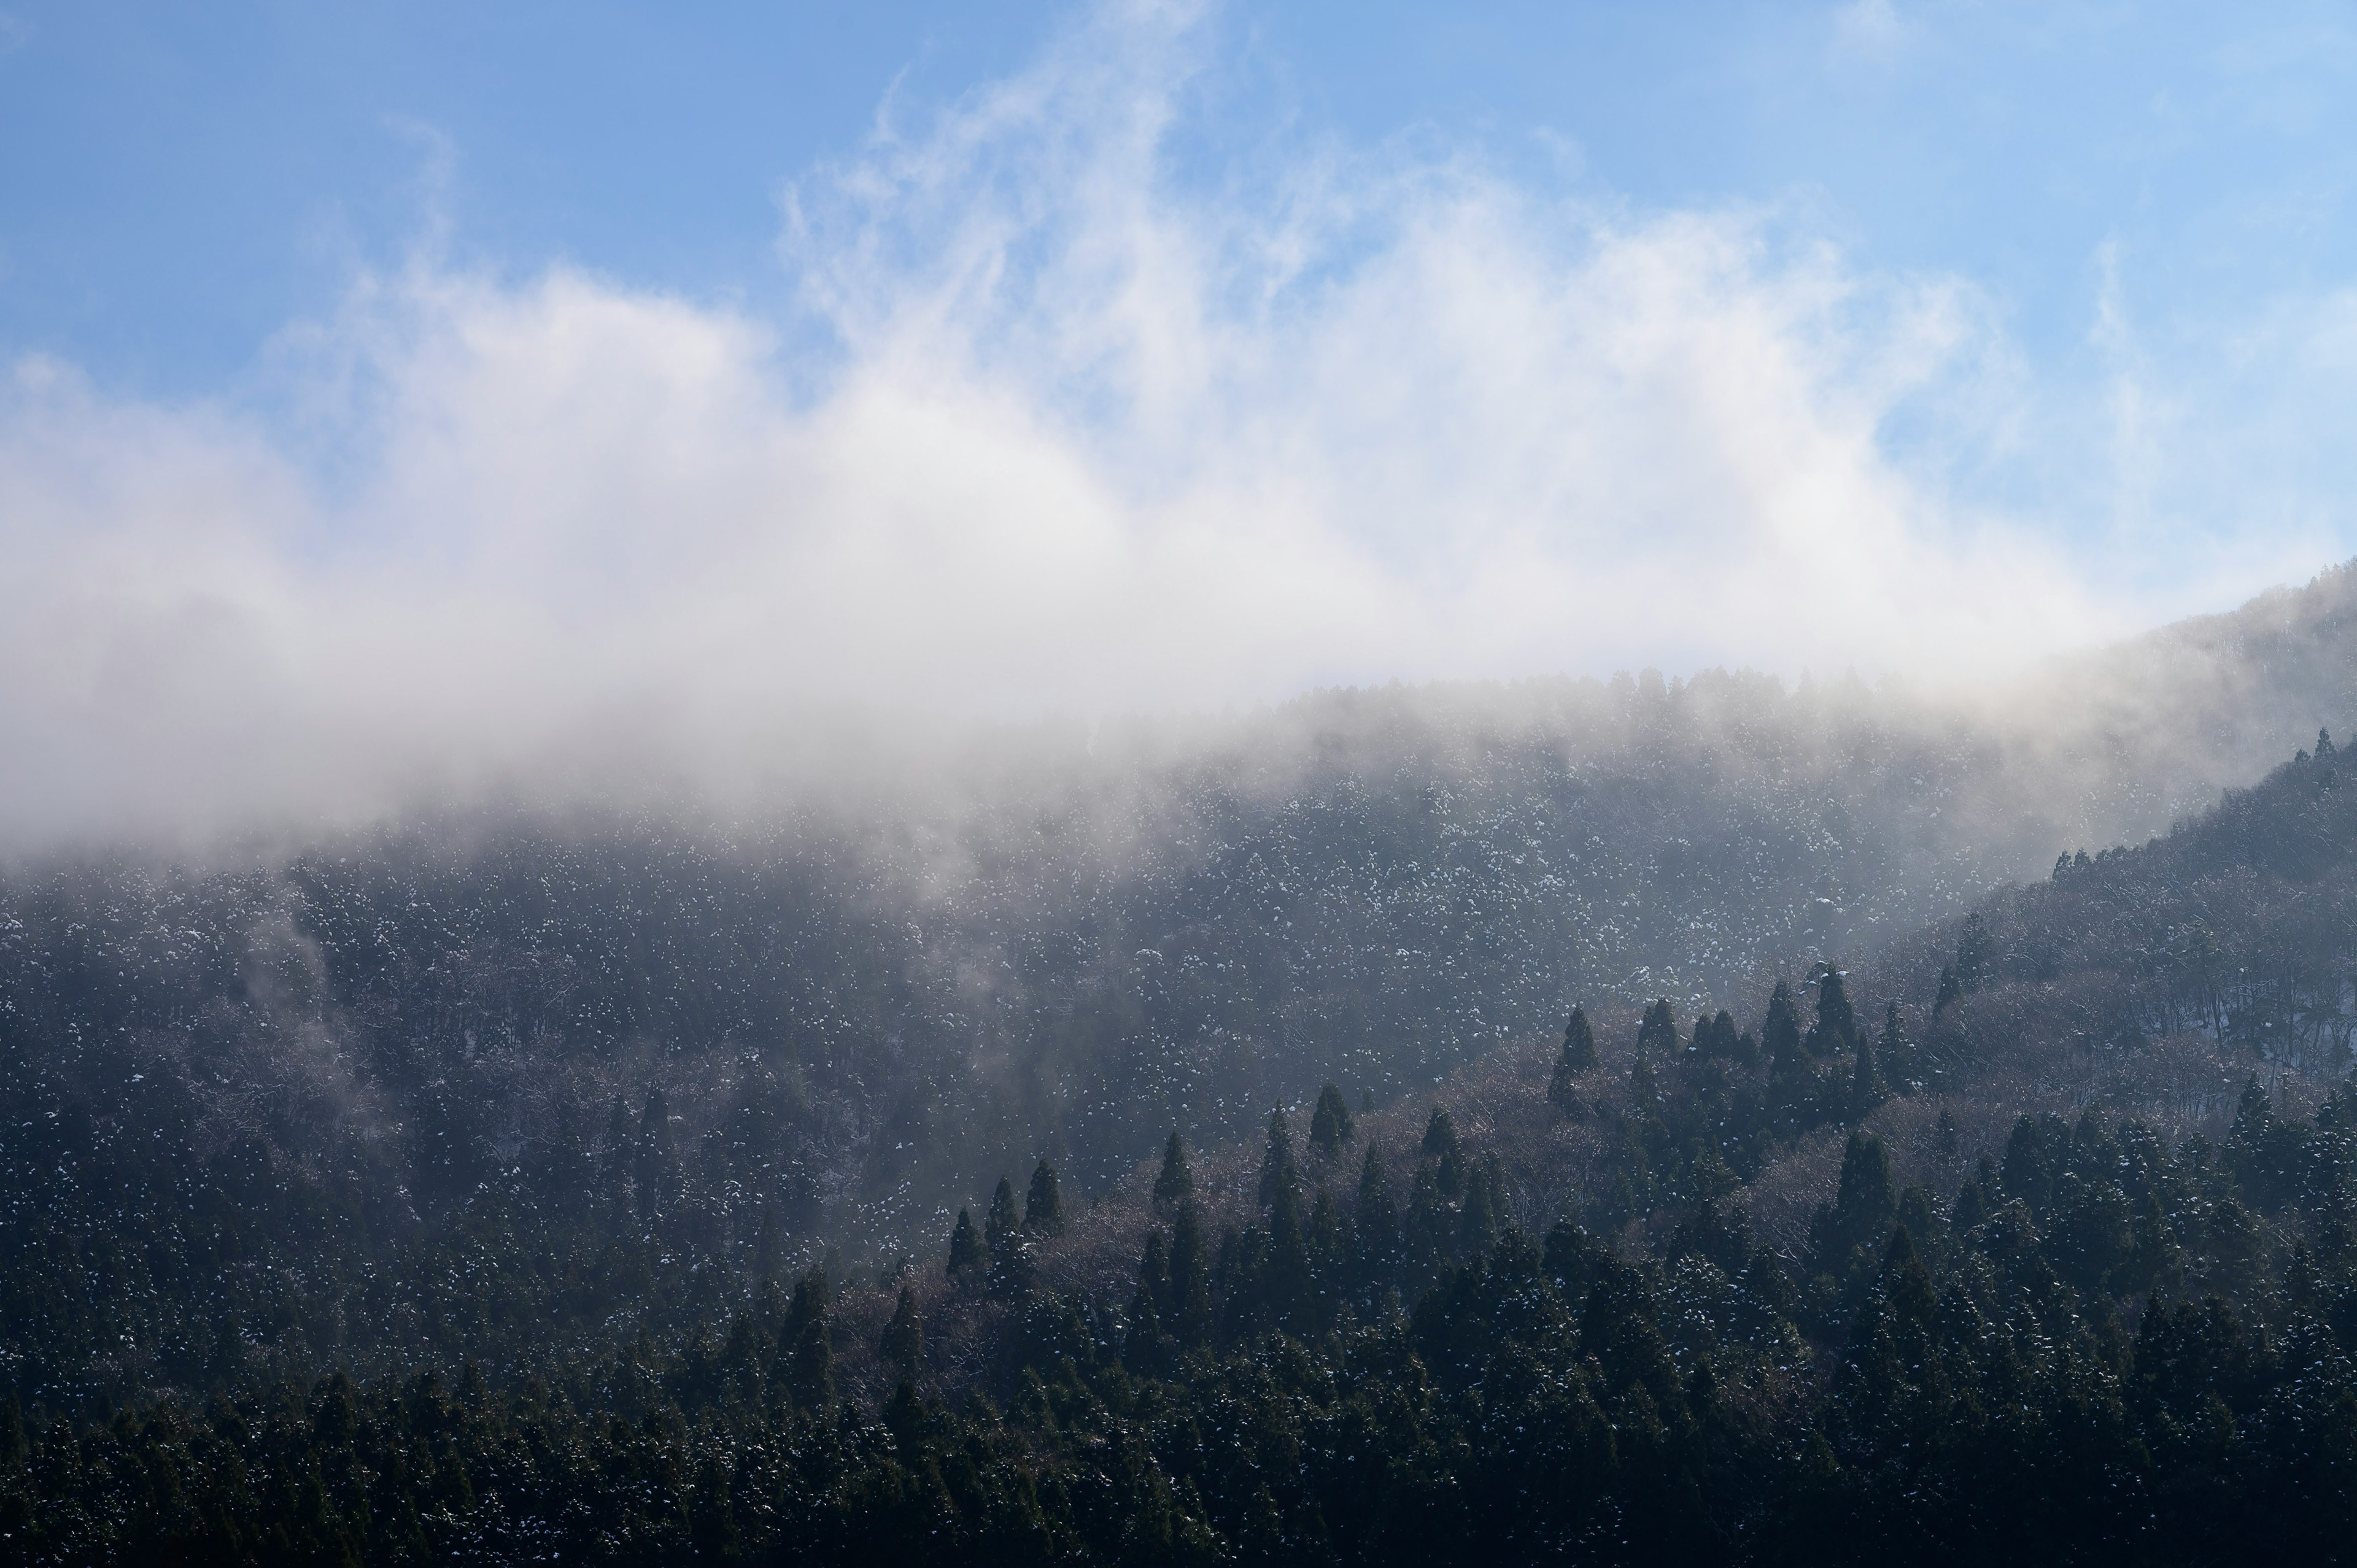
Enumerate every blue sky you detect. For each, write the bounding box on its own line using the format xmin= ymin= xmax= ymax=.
xmin=9 ymin=2 xmax=2356 ymax=403
xmin=5 ymin=1 xmax=2357 ymax=840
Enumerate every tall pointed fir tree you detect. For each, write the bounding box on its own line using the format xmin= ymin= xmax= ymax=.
xmin=1765 ymin=980 xmax=1821 ymax=1130
xmin=1024 ymin=1161 xmax=1064 ymax=1236
xmin=1167 ymin=1200 xmax=1213 ymax=1348
xmin=1636 ymin=998 xmax=1679 ymax=1059
xmin=1803 ymin=970 xmax=1861 ymax=1062
xmin=1848 ymin=1021 xmax=1887 ymax=1122
xmin=1309 ymin=1084 xmax=1355 ymax=1157
xmin=985 ymin=1176 xmax=1032 ymax=1296
xmin=1153 ymin=1132 xmax=1196 ymax=1214
xmin=1258 ymin=1107 xmax=1299 ymax=1210
xmin=946 ymin=1207 xmax=987 ymax=1282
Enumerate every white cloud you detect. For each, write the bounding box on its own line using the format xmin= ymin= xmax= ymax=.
xmin=0 ymin=1 xmax=2296 ymax=847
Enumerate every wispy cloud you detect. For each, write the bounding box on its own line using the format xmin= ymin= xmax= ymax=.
xmin=0 ymin=1 xmax=2331 ymax=847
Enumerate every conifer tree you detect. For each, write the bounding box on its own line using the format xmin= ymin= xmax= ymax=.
xmin=1257 ymin=1107 xmax=1299 ymax=1209
xmin=1153 ymin=1131 xmax=1195 ymax=1213
xmin=1804 ymin=970 xmax=1861 ymax=1061
xmin=1765 ymin=981 xmax=1821 ymax=1128
xmin=1636 ymin=998 xmax=1679 ymax=1058
xmin=1561 ymin=1005 xmax=1598 ymax=1071
xmin=880 ymin=1285 xmax=923 ymax=1380
xmin=1263 ymin=1180 xmax=1315 ymax=1330
xmin=1024 ymin=1161 xmax=1064 ymax=1235
xmin=1811 ymin=1132 xmax=1896 ymax=1294
xmin=1167 ymin=1202 xmax=1213 ymax=1347
xmin=1136 ymin=1229 xmax=1174 ymax=1322
xmin=946 ymin=1207 xmax=986 ymax=1281
xmin=1309 ymin=1186 xmax=1347 ymax=1278
xmin=1848 ymin=1025 xmax=1887 ymax=1123
xmin=985 ymin=1177 xmax=1032 ymax=1296
xmin=1405 ymin=1158 xmax=1451 ymax=1281
xmin=1309 ymin=1084 xmax=1354 ymax=1157
xmin=985 ymin=1177 xmax=1020 ymax=1254
xmin=1124 ymin=1247 xmax=1171 ymax=1377
xmin=1422 ymin=1106 xmax=1461 ymax=1166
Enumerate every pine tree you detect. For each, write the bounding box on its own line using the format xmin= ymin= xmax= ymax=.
xmin=1561 ymin=1005 xmax=1598 ymax=1071
xmin=1136 ymin=1229 xmax=1174 ymax=1321
xmin=1848 ymin=1025 xmax=1887 ymax=1123
xmin=1405 ymin=1158 xmax=1451 ymax=1281
xmin=1637 ymin=998 xmax=1679 ymax=1058
xmin=1167 ymin=1202 xmax=1212 ymax=1347
xmin=1811 ymin=1132 xmax=1896 ymax=1296
xmin=880 ymin=1285 xmax=924 ymax=1379
xmin=946 ymin=1207 xmax=986 ymax=1281
xmin=1024 ymin=1161 xmax=1064 ymax=1235
xmin=1257 ymin=1108 xmax=1299 ymax=1210
xmin=1309 ymin=1084 xmax=1354 ymax=1157
xmin=985 ymin=1177 xmax=1020 ymax=1255
xmin=1153 ymin=1132 xmax=1195 ymax=1213
xmin=1765 ymin=981 xmax=1821 ymax=1129
xmin=985 ymin=1177 xmax=1032 ymax=1297
xmin=1124 ymin=1240 xmax=1171 ymax=1377
xmin=1804 ymin=970 xmax=1860 ymax=1061
xmin=1263 ymin=1180 xmax=1315 ymax=1330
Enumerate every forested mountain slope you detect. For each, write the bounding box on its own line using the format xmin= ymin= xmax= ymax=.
xmin=5 ymin=566 xmax=2357 ymax=1424
xmin=11 ymin=725 xmax=2357 ymax=1561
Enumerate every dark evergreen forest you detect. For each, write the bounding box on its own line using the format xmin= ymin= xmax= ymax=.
xmin=10 ymin=570 xmax=2357 ymax=1561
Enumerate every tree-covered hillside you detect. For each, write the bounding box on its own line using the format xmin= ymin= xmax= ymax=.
xmin=12 ymin=571 xmax=2357 ymax=1559
xmin=10 ymin=728 xmax=2357 ymax=1561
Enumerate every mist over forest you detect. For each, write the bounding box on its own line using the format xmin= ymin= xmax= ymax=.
xmin=9 ymin=561 xmax=2357 ymax=1559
